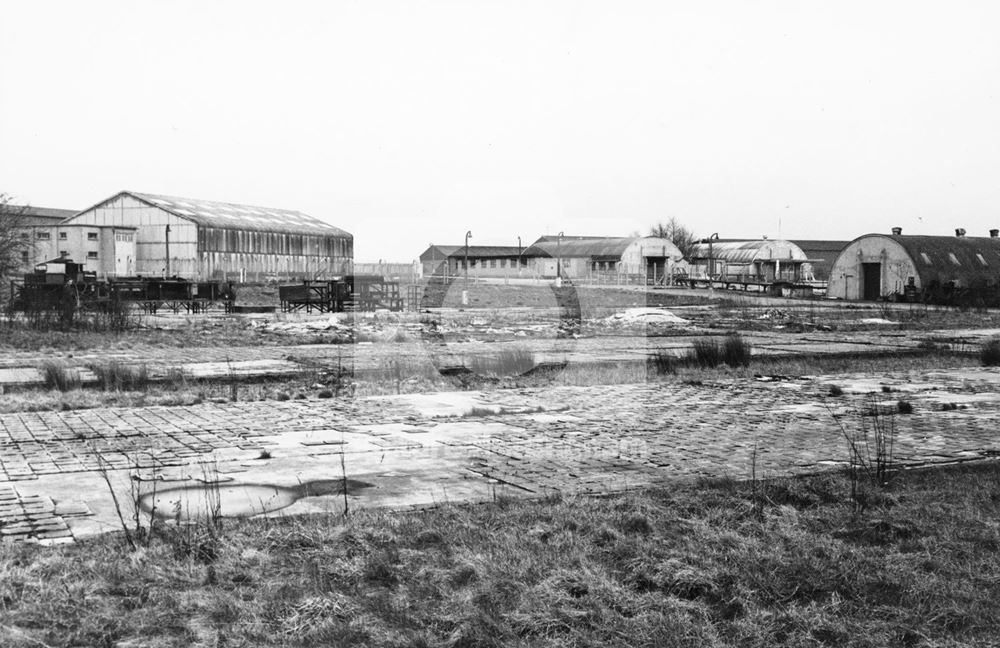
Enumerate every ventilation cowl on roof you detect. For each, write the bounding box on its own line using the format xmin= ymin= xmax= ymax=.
xmin=956 ymin=228 xmax=967 ymax=237
xmin=891 ymin=227 xmax=902 ymax=235
xmin=990 ymin=229 xmax=999 ymax=238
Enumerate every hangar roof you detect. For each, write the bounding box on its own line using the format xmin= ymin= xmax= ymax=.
xmin=81 ymin=191 xmax=351 ymax=238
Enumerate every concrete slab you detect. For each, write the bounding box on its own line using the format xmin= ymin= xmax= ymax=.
xmin=4 ymin=365 xmax=1000 ymax=543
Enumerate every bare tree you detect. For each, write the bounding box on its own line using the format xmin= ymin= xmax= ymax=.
xmin=0 ymin=194 xmax=30 ymax=291
xmin=650 ymin=216 xmax=697 ymax=258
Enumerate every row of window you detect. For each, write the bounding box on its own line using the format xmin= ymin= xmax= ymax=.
xmin=453 ymin=258 xmax=529 ymax=269
xmin=27 ymin=231 xmax=100 ymax=241
xmin=918 ymin=251 xmax=992 ymax=267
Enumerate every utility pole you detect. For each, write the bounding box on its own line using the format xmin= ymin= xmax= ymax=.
xmin=556 ymin=231 xmax=564 ymax=285
xmin=165 ymin=224 xmax=171 ymax=277
xmin=517 ymin=236 xmax=522 ymax=276
xmin=464 ymin=231 xmax=472 ymax=287
xmin=701 ymin=232 xmax=719 ymax=290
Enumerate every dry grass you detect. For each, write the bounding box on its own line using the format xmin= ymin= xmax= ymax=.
xmin=981 ymin=338 xmax=1000 ymax=366
xmin=2 ymin=462 xmax=999 ymax=647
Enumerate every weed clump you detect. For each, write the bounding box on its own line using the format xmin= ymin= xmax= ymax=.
xmin=649 ymin=351 xmax=677 ymax=375
xmin=41 ymin=360 xmax=81 ymax=392
xmin=688 ymin=338 xmax=722 ymax=368
xmin=981 ymin=338 xmax=1000 ymax=366
xmin=90 ymin=361 xmax=150 ymax=391
xmin=721 ymin=333 xmax=752 ymax=367
xmin=469 ymin=346 xmax=535 ymax=377
xmin=897 ymin=400 xmax=914 ymax=414
xmin=829 ymin=384 xmax=845 ymax=397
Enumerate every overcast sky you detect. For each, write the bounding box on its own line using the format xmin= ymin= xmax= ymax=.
xmin=3 ymin=1 xmax=999 ymax=261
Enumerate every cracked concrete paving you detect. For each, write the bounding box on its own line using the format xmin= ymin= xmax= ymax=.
xmin=3 ymin=365 xmax=1000 ymax=543
xmin=0 ymin=324 xmax=972 ymax=389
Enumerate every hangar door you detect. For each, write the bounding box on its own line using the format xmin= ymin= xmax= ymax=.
xmin=862 ymin=263 xmax=881 ymax=300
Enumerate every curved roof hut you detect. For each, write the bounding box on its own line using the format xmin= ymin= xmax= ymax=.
xmin=687 ymin=239 xmax=810 ymax=283
xmin=828 ymin=229 xmax=1000 ymax=300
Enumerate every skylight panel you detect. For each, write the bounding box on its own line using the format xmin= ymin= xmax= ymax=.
xmin=948 ymin=253 xmax=961 ymax=266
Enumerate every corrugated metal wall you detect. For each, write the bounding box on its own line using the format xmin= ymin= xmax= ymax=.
xmin=66 ymin=194 xmax=353 ymax=281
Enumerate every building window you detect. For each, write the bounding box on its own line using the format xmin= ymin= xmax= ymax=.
xmin=490 ymin=259 xmax=497 ymax=268
xmin=59 ymin=251 xmax=67 ymax=257
xmin=20 ymin=232 xmax=29 ymax=240
xmin=920 ymin=252 xmax=932 ymax=265
xmin=948 ymin=252 xmax=961 ymax=266
xmin=977 ymin=253 xmax=988 ymax=267
xmin=21 ymin=251 xmax=29 ymax=262
xmin=87 ymin=232 xmax=99 ymax=241
xmin=36 ymin=231 xmax=50 ymax=240
xmin=499 ymin=259 xmax=506 ymax=268
xmin=59 ymin=232 xmax=67 ymax=240
xmin=87 ymin=251 xmax=98 ymax=260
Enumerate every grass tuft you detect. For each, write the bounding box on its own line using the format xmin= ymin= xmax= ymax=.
xmin=90 ymin=361 xmax=150 ymax=391
xmin=688 ymin=338 xmax=722 ymax=368
xmin=721 ymin=333 xmax=752 ymax=367
xmin=981 ymin=338 xmax=1000 ymax=366
xmin=649 ymin=351 xmax=678 ymax=375
xmin=468 ymin=346 xmax=536 ymax=377
xmin=40 ymin=360 xmax=81 ymax=392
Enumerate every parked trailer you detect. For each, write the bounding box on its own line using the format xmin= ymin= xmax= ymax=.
xmin=9 ymin=257 xmax=235 ymax=314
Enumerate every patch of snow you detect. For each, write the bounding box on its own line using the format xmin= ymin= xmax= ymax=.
xmin=606 ymin=307 xmax=688 ymax=325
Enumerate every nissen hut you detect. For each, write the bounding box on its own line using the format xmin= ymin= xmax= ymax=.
xmin=828 ymin=228 xmax=1000 ymax=302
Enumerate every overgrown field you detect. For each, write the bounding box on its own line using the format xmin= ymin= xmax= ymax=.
xmin=2 ymin=462 xmax=999 ymax=647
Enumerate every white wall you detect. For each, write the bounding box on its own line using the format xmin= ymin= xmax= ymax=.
xmin=67 ymin=194 xmax=198 ymax=277
xmin=828 ymin=236 xmax=918 ymax=300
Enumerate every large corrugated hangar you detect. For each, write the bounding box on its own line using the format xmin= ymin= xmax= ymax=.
xmin=64 ymin=191 xmax=353 ymax=281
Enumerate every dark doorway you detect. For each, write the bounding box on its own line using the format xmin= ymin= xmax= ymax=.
xmin=646 ymin=257 xmax=666 ymax=285
xmin=862 ymin=263 xmax=881 ymax=300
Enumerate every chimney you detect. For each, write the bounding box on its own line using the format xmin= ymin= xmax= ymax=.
xmin=990 ymin=229 xmax=999 ymax=238
xmin=891 ymin=227 xmax=902 ymax=235
xmin=956 ymin=228 xmax=967 ymax=237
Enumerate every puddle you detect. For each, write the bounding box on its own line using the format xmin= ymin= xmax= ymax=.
xmin=138 ymin=478 xmax=373 ymax=521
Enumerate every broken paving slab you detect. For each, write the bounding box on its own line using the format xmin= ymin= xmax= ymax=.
xmin=179 ymin=359 xmax=304 ymax=379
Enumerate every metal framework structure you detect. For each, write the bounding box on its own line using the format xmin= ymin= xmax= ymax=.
xmin=279 ymin=275 xmax=404 ymax=313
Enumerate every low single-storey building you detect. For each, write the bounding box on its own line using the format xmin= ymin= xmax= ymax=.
xmin=828 ymin=228 xmax=1000 ymax=301
xmin=522 ymin=235 xmax=683 ymax=283
xmin=419 ymin=245 xmax=526 ymax=278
